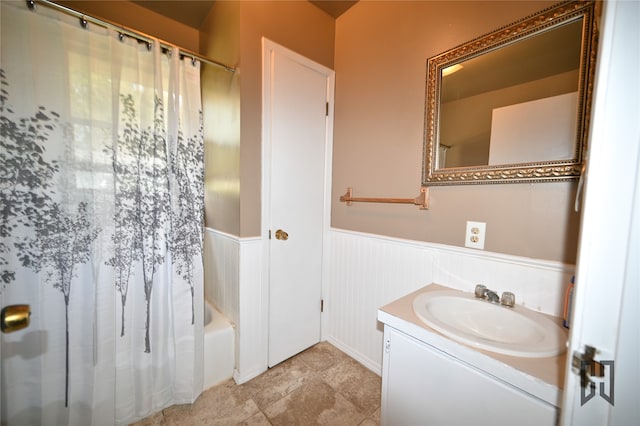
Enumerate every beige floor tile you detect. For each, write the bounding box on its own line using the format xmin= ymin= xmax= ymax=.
xmin=241 ymin=355 xmax=314 ymax=409
xmin=359 ymin=407 xmax=381 ymax=426
xmin=161 ymin=379 xmax=259 ymax=425
xmin=358 ymin=418 xmax=380 ymax=426
xmin=163 ymin=398 xmax=260 ymax=426
xmin=237 ymin=410 xmax=272 ymax=426
xmin=202 ymin=379 xmax=254 ymax=406
xmin=321 ymin=357 xmax=382 ymax=416
xmin=369 ymin=407 xmax=380 ymax=421
xmin=296 ymin=341 xmax=351 ymax=371
xmin=263 ymin=377 xmax=366 ymax=426
xmin=133 ymin=342 xmax=382 ymax=426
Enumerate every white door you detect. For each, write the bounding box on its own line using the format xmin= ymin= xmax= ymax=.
xmin=262 ymin=39 xmax=334 ymax=367
xmin=561 ymin=1 xmax=640 ymax=424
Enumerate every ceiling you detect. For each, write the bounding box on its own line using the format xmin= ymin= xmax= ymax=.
xmin=309 ymin=1 xmax=358 ymax=18
xmin=130 ymin=1 xmax=214 ymax=28
xmin=131 ymin=1 xmax=358 ymax=29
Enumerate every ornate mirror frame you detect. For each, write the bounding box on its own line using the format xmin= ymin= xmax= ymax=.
xmin=422 ymin=1 xmax=600 ymax=186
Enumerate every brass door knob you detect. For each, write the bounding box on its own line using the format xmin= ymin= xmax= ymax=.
xmin=1 ymin=304 xmax=31 ymax=333
xmin=275 ymin=229 xmax=289 ymax=240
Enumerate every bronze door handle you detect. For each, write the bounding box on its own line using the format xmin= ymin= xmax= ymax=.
xmin=275 ymin=229 xmax=289 ymax=240
xmin=1 ymin=304 xmax=31 ymax=333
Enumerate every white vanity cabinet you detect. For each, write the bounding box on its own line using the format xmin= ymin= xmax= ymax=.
xmin=378 ymin=284 xmax=566 ymax=426
xmin=381 ymin=326 xmax=558 ymax=426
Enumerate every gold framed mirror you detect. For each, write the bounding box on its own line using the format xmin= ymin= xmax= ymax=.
xmin=422 ymin=0 xmax=600 ymax=185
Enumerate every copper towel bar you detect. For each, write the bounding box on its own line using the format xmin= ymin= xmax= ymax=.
xmin=339 ymin=187 xmax=429 ymax=210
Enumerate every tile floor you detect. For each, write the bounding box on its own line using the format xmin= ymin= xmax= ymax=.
xmin=133 ymin=342 xmax=382 ymax=425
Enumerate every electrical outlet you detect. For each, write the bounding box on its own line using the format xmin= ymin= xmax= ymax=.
xmin=465 ymin=221 xmax=486 ymax=250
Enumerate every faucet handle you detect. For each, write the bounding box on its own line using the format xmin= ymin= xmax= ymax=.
xmin=474 ymin=284 xmax=487 ymax=298
xmin=500 ymin=291 xmax=515 ymax=307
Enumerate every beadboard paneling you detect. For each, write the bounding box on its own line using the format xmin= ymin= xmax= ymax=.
xmin=204 ymin=228 xmax=239 ymax=325
xmin=325 ymin=228 xmax=574 ymax=375
xmin=236 ymin=237 xmax=267 ymax=383
xmin=203 ymin=229 xmax=267 ymax=383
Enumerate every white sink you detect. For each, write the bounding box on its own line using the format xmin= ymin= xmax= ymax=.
xmin=412 ymin=290 xmax=567 ymax=358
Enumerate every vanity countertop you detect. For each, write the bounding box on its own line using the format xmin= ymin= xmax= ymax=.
xmin=377 ymin=283 xmax=568 ymax=407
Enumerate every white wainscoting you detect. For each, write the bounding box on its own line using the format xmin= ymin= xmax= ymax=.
xmin=324 ymin=228 xmax=574 ymax=375
xmin=236 ymin=237 xmax=266 ymax=384
xmin=206 ymin=226 xmax=574 ymax=381
xmin=204 ymin=228 xmax=266 ymax=384
xmin=204 ymin=228 xmax=239 ymax=325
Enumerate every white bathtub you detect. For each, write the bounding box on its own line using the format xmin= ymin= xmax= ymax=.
xmin=203 ymin=301 xmax=235 ymax=390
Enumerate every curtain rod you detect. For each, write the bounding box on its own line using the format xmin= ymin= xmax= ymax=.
xmin=27 ymin=0 xmax=236 ymax=73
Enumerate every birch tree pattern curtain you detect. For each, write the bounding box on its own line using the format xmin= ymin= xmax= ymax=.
xmin=1 ymin=2 xmax=204 ymax=424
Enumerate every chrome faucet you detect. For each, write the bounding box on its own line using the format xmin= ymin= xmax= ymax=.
xmin=475 ymin=284 xmax=498 ymax=302
xmin=474 ymin=284 xmax=487 ymax=298
xmin=474 ymin=284 xmax=514 ymax=307
xmin=500 ymin=291 xmax=515 ymax=307
xmin=485 ymin=289 xmax=500 ymax=303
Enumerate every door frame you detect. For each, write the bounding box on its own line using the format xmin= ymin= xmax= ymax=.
xmin=560 ymin=0 xmax=640 ymax=424
xmin=260 ymin=37 xmax=335 ymax=365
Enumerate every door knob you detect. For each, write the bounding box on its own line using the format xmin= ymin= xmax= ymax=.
xmin=1 ymin=304 xmax=31 ymax=333
xmin=275 ymin=229 xmax=289 ymax=240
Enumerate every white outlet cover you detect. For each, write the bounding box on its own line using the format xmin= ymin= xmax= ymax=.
xmin=465 ymin=221 xmax=486 ymax=249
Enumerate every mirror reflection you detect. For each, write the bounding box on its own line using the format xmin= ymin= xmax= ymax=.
xmin=423 ymin=1 xmax=600 ymax=185
xmin=438 ymin=19 xmax=582 ymax=169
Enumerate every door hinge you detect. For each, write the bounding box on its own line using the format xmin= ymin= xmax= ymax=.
xmin=320 ymin=299 xmax=324 ymax=313
xmin=326 ymin=102 xmax=329 ymax=116
xmin=269 ymin=229 xmax=272 ymax=240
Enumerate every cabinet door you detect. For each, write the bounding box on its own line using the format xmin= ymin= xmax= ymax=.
xmin=381 ymin=326 xmax=557 ymax=426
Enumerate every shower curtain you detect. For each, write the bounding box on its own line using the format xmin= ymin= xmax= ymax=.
xmin=1 ymin=2 xmax=204 ymax=424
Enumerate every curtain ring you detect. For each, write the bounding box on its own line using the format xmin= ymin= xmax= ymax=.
xmin=146 ymin=41 xmax=152 ymax=51
xmin=191 ymin=57 xmax=197 ymax=66
xmin=79 ymin=16 xmax=88 ymax=29
xmin=26 ymin=0 xmax=36 ymax=11
xmin=118 ymin=32 xmax=125 ymax=42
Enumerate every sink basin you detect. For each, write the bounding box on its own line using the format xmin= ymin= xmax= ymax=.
xmin=412 ymin=290 xmax=567 ymax=358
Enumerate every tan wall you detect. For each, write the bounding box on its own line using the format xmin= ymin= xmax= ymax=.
xmin=332 ymin=0 xmax=580 ymax=263
xmin=236 ymin=1 xmax=335 ymax=237
xmin=55 ymin=1 xmax=200 ymax=52
xmin=200 ymin=1 xmax=242 ymax=235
